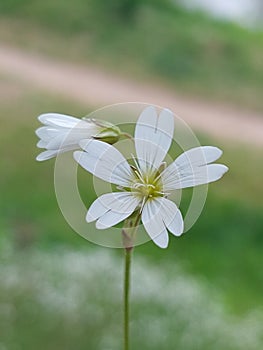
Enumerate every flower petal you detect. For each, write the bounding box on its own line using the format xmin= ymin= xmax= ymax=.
xmin=160 ymin=198 xmax=184 ymax=237
xmin=174 ymin=146 xmax=223 ymax=167
xmin=35 ymin=126 xmax=62 ymax=141
xmin=141 ymin=197 xmax=184 ymax=248
xmin=96 ymin=212 xmax=132 ymax=230
xmin=86 ymin=192 xmax=139 ymax=229
xmin=36 ymin=122 xmax=99 ymax=151
xmin=46 ymin=129 xmax=96 ymax=150
xmin=161 ymin=146 xmax=228 ymax=190
xmin=36 ymin=150 xmax=58 ymax=161
xmin=37 ymin=140 xmax=48 ymax=148
xmin=74 ymin=140 xmax=133 ymax=187
xmin=150 ymin=229 xmax=169 ymax=248
xmin=38 ymin=113 xmax=81 ymax=128
xmin=135 ymin=106 xmax=174 ymax=173
xmin=141 ymin=199 xmax=169 ymax=248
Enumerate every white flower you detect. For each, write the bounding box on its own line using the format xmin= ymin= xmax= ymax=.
xmin=74 ymin=106 xmax=228 ymax=248
xmin=36 ymin=113 xmax=121 ymax=161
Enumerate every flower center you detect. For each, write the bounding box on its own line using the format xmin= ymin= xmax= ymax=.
xmin=127 ymin=156 xmax=167 ymax=204
xmin=130 ymin=166 xmax=164 ymax=201
xmin=132 ymin=182 xmax=157 ymax=199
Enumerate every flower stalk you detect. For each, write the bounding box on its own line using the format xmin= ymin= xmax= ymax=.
xmin=123 ymin=245 xmax=132 ymax=350
xmin=122 ymin=211 xmax=141 ymax=350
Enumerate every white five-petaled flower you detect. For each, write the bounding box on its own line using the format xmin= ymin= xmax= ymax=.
xmin=36 ymin=113 xmax=121 ymax=161
xmin=74 ymin=106 xmax=228 ymax=248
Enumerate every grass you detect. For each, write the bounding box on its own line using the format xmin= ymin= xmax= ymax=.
xmin=0 ymin=0 xmax=262 ymax=111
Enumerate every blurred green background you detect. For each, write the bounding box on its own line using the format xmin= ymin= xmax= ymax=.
xmin=0 ymin=1 xmax=263 ymax=349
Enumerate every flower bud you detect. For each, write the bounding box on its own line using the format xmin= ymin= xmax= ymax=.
xmin=87 ymin=118 xmax=121 ymax=145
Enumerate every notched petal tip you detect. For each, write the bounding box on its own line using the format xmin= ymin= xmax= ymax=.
xmin=205 ymin=163 xmax=229 ymax=185
xmin=162 ymin=107 xmax=173 ymax=114
xmin=168 ymin=215 xmax=184 ymax=237
xmin=36 ymin=139 xmax=47 ymax=149
xmin=172 ymin=224 xmax=184 ymax=237
xmin=158 ymin=108 xmax=174 ymax=133
xmin=95 ymin=221 xmax=108 ymax=230
xmin=35 ymin=127 xmax=43 ymax=137
xmin=36 ymin=150 xmax=57 ymax=161
xmin=86 ymin=212 xmax=96 ymax=223
xmin=219 ymin=164 xmax=229 ymax=175
xmin=143 ymin=105 xmax=157 ymax=115
xmin=203 ymin=146 xmax=223 ymax=162
xmin=152 ymin=232 xmax=169 ymax=249
xmin=36 ymin=155 xmax=45 ymax=162
xmin=38 ymin=113 xmax=79 ymax=128
xmin=137 ymin=105 xmax=157 ymax=125
xmin=38 ymin=113 xmax=52 ymax=124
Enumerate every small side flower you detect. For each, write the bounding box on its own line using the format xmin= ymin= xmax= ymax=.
xmin=35 ymin=113 xmax=122 ymax=161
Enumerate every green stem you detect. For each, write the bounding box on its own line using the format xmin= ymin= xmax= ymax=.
xmin=124 ymin=246 xmax=132 ymax=350
xmin=122 ymin=211 xmax=140 ymax=350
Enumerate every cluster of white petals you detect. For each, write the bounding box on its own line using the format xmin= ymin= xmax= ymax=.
xmin=36 ymin=113 xmax=120 ymax=161
xmin=74 ymin=106 xmax=228 ymax=248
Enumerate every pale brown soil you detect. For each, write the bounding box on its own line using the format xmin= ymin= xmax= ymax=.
xmin=0 ymin=45 xmax=262 ymax=147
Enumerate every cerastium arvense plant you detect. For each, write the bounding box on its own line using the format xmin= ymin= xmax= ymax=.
xmin=36 ymin=105 xmax=228 ymax=350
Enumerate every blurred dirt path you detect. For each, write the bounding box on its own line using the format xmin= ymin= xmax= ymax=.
xmin=0 ymin=45 xmax=262 ymax=147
